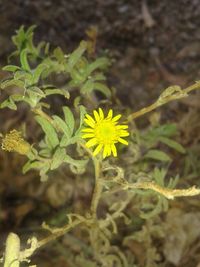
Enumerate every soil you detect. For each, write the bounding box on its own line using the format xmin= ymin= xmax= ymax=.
xmin=0 ymin=1 xmax=200 ymax=266
xmin=0 ymin=0 xmax=200 ymax=108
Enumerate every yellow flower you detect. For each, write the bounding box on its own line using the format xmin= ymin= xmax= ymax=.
xmin=82 ymin=108 xmax=129 ymax=158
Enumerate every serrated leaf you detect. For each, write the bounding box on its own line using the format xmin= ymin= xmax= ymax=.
xmin=50 ymin=147 xmax=66 ymax=170
xmin=35 ymin=115 xmax=59 ymax=149
xmin=52 ymin=115 xmax=72 ymax=140
xmin=62 ymin=107 xmax=75 ymax=135
xmin=144 ymin=149 xmax=171 ymax=162
xmin=159 ymin=136 xmax=185 ymax=154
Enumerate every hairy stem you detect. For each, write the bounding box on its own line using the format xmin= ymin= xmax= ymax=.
xmin=90 ymin=158 xmax=103 ymax=218
xmin=120 ymin=180 xmax=200 ymax=200
xmin=4 ymin=233 xmax=20 ymax=267
xmin=127 ymin=81 xmax=200 ymax=122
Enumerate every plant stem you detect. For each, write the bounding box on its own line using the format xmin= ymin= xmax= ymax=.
xmin=4 ymin=233 xmax=20 ymax=267
xmin=90 ymin=157 xmax=103 ymax=218
xmin=127 ymin=81 xmax=200 ymax=122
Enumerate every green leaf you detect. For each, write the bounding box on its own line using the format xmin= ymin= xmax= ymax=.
xmin=93 ymin=82 xmax=111 ymax=97
xmin=22 ymin=160 xmax=43 ymax=173
xmin=0 ymin=78 xmax=25 ymax=89
xmin=86 ymin=57 xmax=110 ymax=75
xmin=0 ymin=97 xmax=17 ymax=110
xmin=28 ymin=87 xmax=46 ymax=97
xmin=52 ymin=115 xmax=72 ymax=139
xmin=80 ymin=81 xmax=111 ymax=97
xmin=80 ymin=80 xmax=94 ymax=94
xmin=144 ymin=149 xmax=171 ymax=162
xmin=44 ymin=89 xmax=70 ymax=99
xmin=39 ymin=164 xmax=50 ymax=182
xmin=35 ymin=115 xmax=59 ymax=149
xmin=62 ymin=107 xmax=75 ymax=135
xmin=60 ymin=135 xmax=79 ymax=147
xmin=60 ymin=135 xmax=69 ymax=147
xmin=153 ymin=168 xmax=167 ymax=186
xmin=2 ymin=65 xmax=21 ymax=72
xmin=167 ymin=175 xmax=179 ymax=189
xmin=31 ymin=63 xmax=49 ymax=84
xmin=64 ymin=155 xmax=88 ymax=174
xmin=146 ymin=124 xmax=177 ymax=139
xmin=20 ymin=49 xmax=31 ymax=71
xmin=75 ymin=105 xmax=86 ymax=136
xmin=68 ymin=41 xmax=87 ymax=70
xmin=158 ymin=136 xmax=186 ymax=154
xmin=50 ymin=147 xmax=66 ymax=170
xmin=53 ymin=47 xmax=65 ymax=62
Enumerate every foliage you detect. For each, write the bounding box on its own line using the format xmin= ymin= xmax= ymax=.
xmin=1 ymin=26 xmax=200 ymax=267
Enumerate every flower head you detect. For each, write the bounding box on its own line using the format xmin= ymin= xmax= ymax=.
xmin=82 ymin=108 xmax=129 ymax=158
xmin=1 ymin=129 xmax=31 ymax=155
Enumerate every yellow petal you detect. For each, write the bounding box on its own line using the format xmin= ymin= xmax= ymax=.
xmin=112 ymin=114 xmax=121 ymax=122
xmin=98 ymin=108 xmax=104 ymax=120
xmin=82 ymin=128 xmax=94 ymax=133
xmin=84 ymin=118 xmax=95 ymax=128
xmin=111 ymin=144 xmax=117 ymax=157
xmin=107 ymin=145 xmax=112 ymax=156
xmin=119 ymin=131 xmax=129 ymax=137
xmin=82 ymin=133 xmax=95 ymax=138
xmin=107 ymin=109 xmax=113 ymax=119
xmin=93 ymin=144 xmax=103 ymax=156
xmin=85 ymin=114 xmax=95 ymax=124
xmin=86 ymin=138 xmax=97 ymax=148
xmin=118 ymin=137 xmax=128 ymax=145
xmin=93 ymin=110 xmax=100 ymax=122
xmin=116 ymin=125 xmax=128 ymax=130
xmin=103 ymin=145 xmax=109 ymax=158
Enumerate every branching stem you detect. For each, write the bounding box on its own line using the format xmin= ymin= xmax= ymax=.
xmin=127 ymin=81 xmax=200 ymax=122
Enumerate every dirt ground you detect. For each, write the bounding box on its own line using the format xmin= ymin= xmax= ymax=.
xmin=0 ymin=0 xmax=200 ymax=107
xmin=0 ymin=0 xmax=200 ymax=266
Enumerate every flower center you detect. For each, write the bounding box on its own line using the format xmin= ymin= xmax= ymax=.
xmin=95 ymin=121 xmax=117 ymax=144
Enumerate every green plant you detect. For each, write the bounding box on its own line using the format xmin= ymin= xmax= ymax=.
xmin=1 ymin=26 xmax=200 ymax=267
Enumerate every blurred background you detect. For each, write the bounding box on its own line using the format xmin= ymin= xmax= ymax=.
xmin=0 ymin=0 xmax=200 ymax=266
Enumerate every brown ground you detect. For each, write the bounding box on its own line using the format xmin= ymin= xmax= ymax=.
xmin=0 ymin=0 xmax=200 ymax=266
